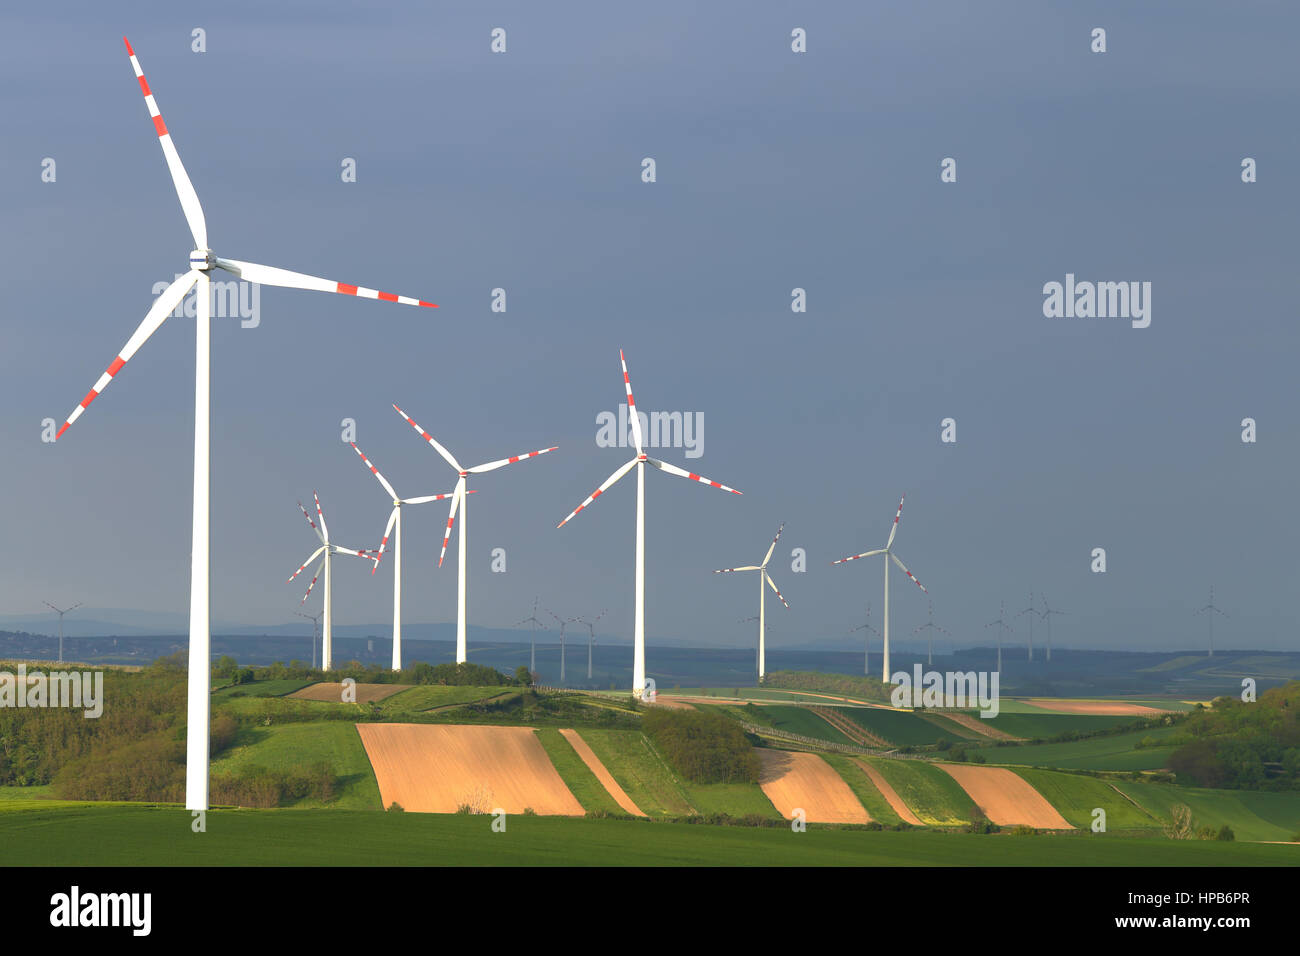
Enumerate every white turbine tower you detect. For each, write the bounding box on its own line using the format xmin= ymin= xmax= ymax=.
xmin=1040 ymin=596 xmax=1066 ymax=662
xmin=296 ymin=610 xmax=322 ymax=670
xmin=43 ymin=602 xmax=82 ymax=665
xmin=832 ymin=495 xmax=928 ymax=682
xmin=1195 ymin=586 xmax=1227 ymax=658
xmin=576 ymin=610 xmax=607 ymax=681
xmin=513 ymin=598 xmax=548 ymax=677
xmin=287 ymin=494 xmax=377 ymax=672
xmin=547 ymin=610 xmax=575 ymax=684
xmin=985 ymin=601 xmax=1014 ymax=673
xmin=392 ymin=405 xmax=557 ymax=665
xmin=713 ymin=523 xmax=789 ymax=682
xmin=52 ymin=40 xmax=438 ymax=811
xmin=849 ymin=604 xmax=879 ymax=676
xmin=1015 ymin=593 xmax=1038 ymax=661
xmin=557 ymin=350 xmax=742 ymax=698
xmin=350 ymin=442 xmax=463 ymax=670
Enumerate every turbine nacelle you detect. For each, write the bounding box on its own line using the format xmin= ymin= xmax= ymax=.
xmin=189 ymin=249 xmax=216 ymax=271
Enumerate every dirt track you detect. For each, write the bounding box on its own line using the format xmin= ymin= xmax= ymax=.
xmin=559 ymin=729 xmax=646 ymax=816
xmin=290 ymin=682 xmax=411 ymax=704
xmin=356 ymin=723 xmax=584 ymax=815
xmin=1022 ymin=699 xmax=1168 ymax=716
xmin=939 ymin=711 xmax=1023 ymax=740
xmin=647 ymin=696 xmax=697 ymax=710
xmin=853 ymin=759 xmax=923 ymax=825
xmin=759 ymin=750 xmax=870 ymax=824
xmin=936 ymin=764 xmax=1072 ymax=829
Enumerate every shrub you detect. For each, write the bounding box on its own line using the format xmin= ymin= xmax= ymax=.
xmin=1216 ymin=825 xmax=1235 ymax=842
xmin=642 ymin=708 xmax=761 ymax=784
xmin=387 ymin=801 xmax=404 ymax=812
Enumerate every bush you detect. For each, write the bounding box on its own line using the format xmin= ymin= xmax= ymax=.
xmin=642 ymin=708 xmax=761 ymax=784
xmin=1011 ymin=825 xmax=1038 ymax=836
xmin=1216 ymin=825 xmax=1235 ymax=842
xmin=387 ymin=801 xmax=404 ymax=812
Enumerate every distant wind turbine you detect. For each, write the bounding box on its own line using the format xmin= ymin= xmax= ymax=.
xmin=713 ymin=523 xmax=789 ymax=682
xmin=911 ymin=601 xmax=949 ymax=666
xmin=296 ymin=610 xmax=322 ymax=670
xmin=1015 ymin=593 xmax=1037 ymax=661
xmin=43 ymin=602 xmax=82 ymax=664
xmin=1039 ymin=596 xmax=1066 ymax=661
xmin=576 ymin=610 xmax=607 ymax=681
xmin=984 ymin=601 xmax=1014 ymax=673
xmin=547 ymin=610 xmax=575 ymax=684
xmin=513 ymin=598 xmax=548 ymax=675
xmin=849 ymin=604 xmax=879 ymax=676
xmin=1194 ymin=586 xmax=1227 ymax=657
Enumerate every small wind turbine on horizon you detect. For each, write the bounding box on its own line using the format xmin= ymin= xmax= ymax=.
xmin=547 ymin=610 xmax=575 ymax=684
xmin=911 ymin=601 xmax=949 ymax=666
xmin=350 ymin=442 xmax=464 ymax=670
xmin=393 ymin=404 xmax=557 ymax=665
xmin=51 ymin=39 xmax=439 ymax=811
xmin=1040 ymin=595 xmax=1066 ymax=661
xmin=295 ymin=610 xmax=322 ymax=670
xmin=832 ymin=495 xmax=929 ymax=682
xmin=1016 ymin=593 xmax=1037 ymax=661
xmin=985 ymin=601 xmax=1014 ymax=673
xmin=43 ymin=602 xmax=82 ymax=664
xmin=557 ymin=350 xmax=742 ymax=698
xmin=576 ymin=610 xmax=607 ymax=681
xmin=287 ymin=494 xmax=377 ymax=672
xmin=513 ymin=597 xmax=549 ymax=675
xmin=713 ymin=523 xmax=789 ymax=682
xmin=1195 ymin=586 xmax=1227 ymax=657
xmin=849 ymin=603 xmax=879 ymax=676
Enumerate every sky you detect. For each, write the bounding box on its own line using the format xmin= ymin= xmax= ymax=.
xmin=2 ymin=1 xmax=1297 ymax=654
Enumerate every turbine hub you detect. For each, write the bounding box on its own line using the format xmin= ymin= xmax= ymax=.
xmin=189 ymin=249 xmax=216 ymax=271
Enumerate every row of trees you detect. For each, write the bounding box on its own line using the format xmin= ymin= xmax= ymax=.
xmin=643 ymin=708 xmax=761 ymax=784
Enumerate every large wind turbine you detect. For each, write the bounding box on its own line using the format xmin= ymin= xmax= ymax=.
xmin=557 ymin=350 xmax=742 ymax=698
xmin=832 ymin=495 xmax=928 ymax=683
xmin=350 ymin=442 xmax=463 ymax=670
xmin=713 ymin=523 xmax=789 ymax=681
xmin=287 ymin=494 xmax=377 ymax=673
xmin=52 ymin=40 xmax=438 ymax=811
xmin=43 ymin=602 xmax=82 ymax=665
xmin=392 ymin=405 xmax=557 ymax=664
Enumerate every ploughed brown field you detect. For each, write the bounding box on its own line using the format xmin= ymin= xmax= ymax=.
xmin=937 ymin=764 xmax=1072 ymax=829
xmin=1022 ymin=698 xmax=1169 ymax=716
xmin=289 ymin=682 xmax=412 ymax=704
xmin=759 ymin=750 xmax=869 ymax=824
xmin=560 ymin=728 xmax=646 ymax=816
xmin=356 ymin=723 xmax=585 ymax=816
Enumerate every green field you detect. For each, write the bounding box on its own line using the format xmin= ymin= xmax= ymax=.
xmin=1114 ymin=780 xmax=1300 ymax=843
xmin=576 ymin=730 xmax=694 ymax=817
xmin=376 ymin=685 xmax=516 ymax=713
xmin=533 ymin=728 xmax=625 ymax=815
xmin=0 ymin=804 xmax=1292 ymax=865
xmin=1012 ymin=768 xmax=1161 ymax=830
xmin=820 ymin=754 xmax=903 ymax=825
xmin=209 ymin=721 xmax=381 ymax=809
xmin=976 ymin=712 xmax=1136 ymax=740
xmin=210 ymin=678 xmax=313 ymax=702
xmin=971 ymin=727 xmax=1181 ymax=771
xmin=862 ymin=758 xmax=976 ymax=825
xmin=839 ymin=708 xmax=966 ymax=747
xmin=744 ymin=705 xmax=856 ymax=745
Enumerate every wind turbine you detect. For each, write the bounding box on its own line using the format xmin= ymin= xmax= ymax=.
xmin=1040 ymin=595 xmax=1066 ymax=662
xmin=287 ymin=494 xmax=377 ymax=672
xmin=911 ymin=601 xmax=949 ymax=666
xmin=547 ymin=610 xmax=575 ymax=684
xmin=296 ymin=610 xmax=322 ymax=670
xmin=1015 ymin=593 xmax=1037 ymax=661
xmin=42 ymin=602 xmax=82 ymax=664
xmin=52 ymin=40 xmax=438 ymax=811
xmin=349 ymin=442 xmax=463 ymax=670
xmin=985 ymin=601 xmax=1014 ymax=673
xmin=392 ymin=405 xmax=557 ymax=665
xmin=576 ymin=610 xmax=607 ymax=681
xmin=513 ymin=598 xmax=549 ymax=676
xmin=713 ymin=523 xmax=789 ymax=682
xmin=1195 ymin=586 xmax=1227 ymax=657
xmin=849 ymin=604 xmax=879 ymax=676
xmin=832 ymin=495 xmax=928 ymax=682
xmin=557 ymin=350 xmax=742 ymax=698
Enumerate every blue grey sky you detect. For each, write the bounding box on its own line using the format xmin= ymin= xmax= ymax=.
xmin=2 ymin=2 xmax=1296 ymax=652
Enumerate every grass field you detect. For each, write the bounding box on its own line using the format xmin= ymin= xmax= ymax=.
xmin=577 ymin=730 xmax=694 ymax=817
xmin=210 ymin=678 xmax=313 ymax=702
xmin=1113 ymin=780 xmax=1300 ymax=843
xmin=209 ymin=721 xmax=381 ymax=809
xmin=0 ymin=804 xmax=1292 ymax=865
xmin=376 ymin=685 xmax=516 ymax=713
xmin=862 ymin=758 xmax=976 ymax=825
xmin=839 ymin=708 xmax=966 ymax=747
xmin=533 ymin=728 xmax=624 ymax=815
xmin=745 ymin=704 xmax=856 ymax=745
xmin=976 ymin=712 xmax=1137 ymax=740
xmin=1011 ymin=768 xmax=1161 ymax=831
xmin=971 ymin=727 xmax=1181 ymax=771
xmin=820 ymin=754 xmax=903 ymax=825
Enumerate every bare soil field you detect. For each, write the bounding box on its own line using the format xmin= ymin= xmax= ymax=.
xmin=290 ymin=682 xmax=412 ymax=704
xmin=758 ymin=750 xmax=870 ymax=824
xmin=936 ymin=763 xmax=1072 ymax=829
xmin=559 ymin=729 xmax=646 ymax=816
xmin=647 ymin=696 xmax=697 ymax=710
xmin=939 ymin=711 xmax=1024 ymax=740
xmin=853 ymin=759 xmax=923 ymax=825
xmin=1022 ymin=699 xmax=1168 ymax=716
xmin=356 ymin=723 xmax=584 ymax=816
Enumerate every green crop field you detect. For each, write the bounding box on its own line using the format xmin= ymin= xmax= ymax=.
xmin=1113 ymin=781 xmax=1300 ymax=843
xmin=533 ymin=728 xmax=625 ymax=815
xmin=1011 ymin=768 xmax=1161 ymax=830
xmin=211 ymin=678 xmax=313 ymax=702
xmin=0 ymin=804 xmax=1292 ymax=865
xmin=678 ymin=780 xmax=781 ymax=819
xmin=839 ymin=708 xmax=966 ymax=747
xmin=746 ymin=705 xmax=856 ymax=745
xmin=970 ymin=727 xmax=1180 ymax=771
xmin=820 ymin=754 xmax=902 ymax=825
xmin=376 ymin=685 xmax=516 ymax=713
xmin=576 ymin=730 xmax=694 ymax=816
xmin=862 ymin=758 xmax=976 ymax=825
xmin=975 ymin=712 xmax=1136 ymax=740
xmin=209 ymin=721 xmax=381 ymax=809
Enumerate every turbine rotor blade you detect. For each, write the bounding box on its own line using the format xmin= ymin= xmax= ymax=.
xmin=886 ymin=494 xmax=906 ymax=548
xmin=765 ymin=573 xmax=790 ymax=608
xmin=438 ymin=482 xmax=465 ymax=568
xmin=297 ymin=500 xmax=325 ymax=543
xmin=469 ymin=445 xmax=559 ymax=474
xmin=620 ymin=349 xmax=644 ymax=456
xmin=401 ymin=490 xmax=469 ymax=505
xmin=214 ymin=258 xmax=437 ymax=308
xmin=391 ymin=404 xmax=462 ymax=472
xmin=762 ymin=522 xmax=785 ymax=568
xmin=831 ymin=548 xmax=885 ymax=565
xmin=124 ymin=38 xmax=207 ymax=249
xmin=288 ymin=545 xmax=327 ymax=582
xmin=890 ymin=552 xmax=927 ymax=593
xmin=556 ymin=457 xmax=638 ymax=528
xmin=351 ymin=442 xmax=398 ymax=499
xmin=55 ymin=271 xmax=200 ymax=439
xmin=373 ymin=507 xmax=399 ymax=573
xmin=300 ymin=556 xmax=327 ymax=604
xmin=645 ymin=456 xmax=742 ymax=495
xmin=714 ymin=566 xmax=760 ymax=573
xmin=313 ymin=492 xmax=330 ymax=542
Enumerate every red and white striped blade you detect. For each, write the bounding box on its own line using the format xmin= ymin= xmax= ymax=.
xmin=644 ymin=457 xmax=742 ymax=495
xmin=831 ymin=548 xmax=884 ymax=565
xmin=351 ymin=442 xmax=398 ymax=500
xmin=124 ymin=38 xmax=207 ymax=250
xmin=402 ymin=490 xmax=471 ymax=505
xmin=391 ymin=404 xmax=462 ymax=472
xmin=288 ymin=545 xmax=326 ymax=583
xmin=437 ymin=481 xmax=466 ymax=567
xmin=765 ymin=572 xmax=790 ymax=609
xmin=469 ymin=445 xmax=559 ymax=474
xmin=214 ymin=258 xmax=437 ymax=309
xmin=372 ymin=507 xmax=399 ymax=573
xmin=297 ymin=500 xmax=325 ymax=543
xmin=556 ymin=457 xmax=637 ymax=529
xmin=334 ymin=545 xmax=374 ymax=559
xmin=761 ymin=522 xmax=785 ymax=568
xmin=313 ymin=492 xmax=330 ymax=542
xmin=55 ymin=270 xmax=200 ymax=440
xmin=886 ymin=494 xmax=906 ymax=548
xmin=299 ymin=555 xmax=327 ymax=604
xmin=619 ymin=350 xmax=644 ymax=456
xmin=891 ymin=553 xmax=927 ymax=593
xmin=714 ymin=565 xmax=760 ymax=573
